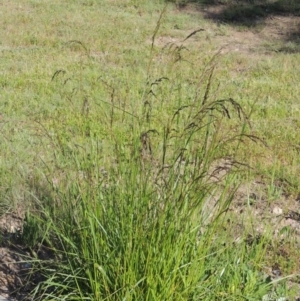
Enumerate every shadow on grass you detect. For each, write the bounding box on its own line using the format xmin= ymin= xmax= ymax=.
xmin=199 ymin=0 xmax=300 ymax=26
xmin=275 ymin=24 xmax=300 ymax=53
xmin=176 ymin=0 xmax=300 ymax=53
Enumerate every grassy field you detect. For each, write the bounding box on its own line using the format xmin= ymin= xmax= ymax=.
xmin=1 ymin=0 xmax=300 ymax=300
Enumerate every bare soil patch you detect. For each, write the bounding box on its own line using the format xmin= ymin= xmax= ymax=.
xmin=0 ymin=213 xmax=30 ymax=301
xmin=0 ymin=214 xmax=53 ymax=301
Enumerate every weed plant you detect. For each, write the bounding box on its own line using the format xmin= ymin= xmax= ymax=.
xmin=19 ymin=11 xmax=276 ymax=301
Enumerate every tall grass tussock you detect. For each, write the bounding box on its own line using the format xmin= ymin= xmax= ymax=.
xmin=1 ymin=1 xmax=297 ymax=300
xmin=24 ymin=21 xmax=270 ymax=301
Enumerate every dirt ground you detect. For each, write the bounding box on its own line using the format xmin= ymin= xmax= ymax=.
xmin=0 ymin=213 xmax=30 ymax=301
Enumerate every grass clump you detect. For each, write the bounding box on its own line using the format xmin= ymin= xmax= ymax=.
xmin=20 ymin=21 xmax=273 ymax=301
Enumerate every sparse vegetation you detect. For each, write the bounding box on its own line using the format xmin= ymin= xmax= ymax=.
xmin=0 ymin=1 xmax=300 ymax=300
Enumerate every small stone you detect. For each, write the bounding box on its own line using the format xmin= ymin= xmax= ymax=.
xmin=273 ymin=206 xmax=283 ymax=216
